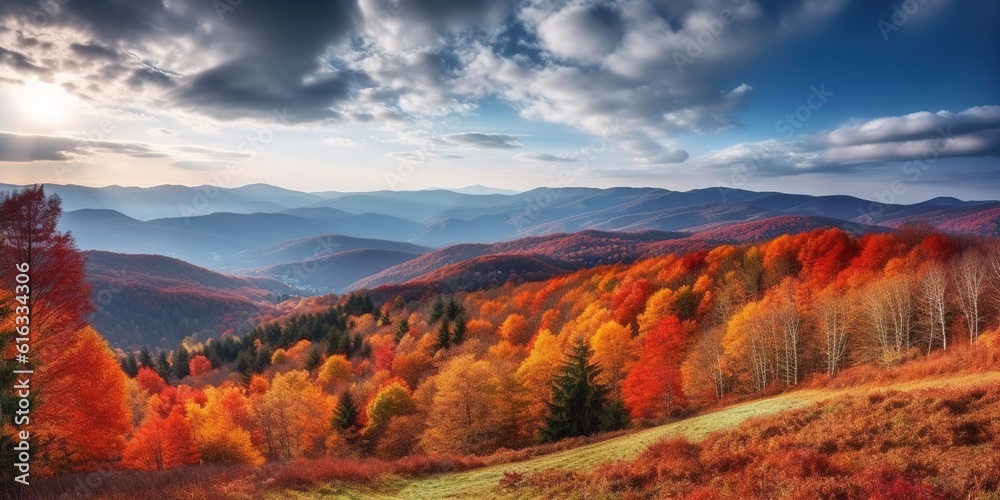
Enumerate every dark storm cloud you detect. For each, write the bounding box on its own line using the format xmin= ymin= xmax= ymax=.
xmin=69 ymin=42 xmax=121 ymax=62
xmin=170 ymin=0 xmax=368 ymax=123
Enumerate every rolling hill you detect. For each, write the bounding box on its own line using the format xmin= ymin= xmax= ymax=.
xmin=246 ymin=248 xmax=426 ymax=294
xmin=84 ymin=250 xmax=291 ymax=349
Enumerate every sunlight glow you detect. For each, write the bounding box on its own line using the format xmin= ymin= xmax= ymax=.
xmin=13 ymin=81 xmax=77 ymax=124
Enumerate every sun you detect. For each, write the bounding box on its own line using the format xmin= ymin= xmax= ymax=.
xmin=13 ymin=81 xmax=77 ymax=124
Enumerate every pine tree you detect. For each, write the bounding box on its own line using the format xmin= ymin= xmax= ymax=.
xmin=540 ymin=340 xmax=610 ymax=442
xmin=429 ymin=297 xmax=445 ymax=324
xmin=305 ymin=348 xmax=323 ymax=371
xmin=436 ymin=321 xmax=452 ymax=350
xmin=173 ymin=347 xmax=191 ymax=379
xmin=333 ymin=391 xmax=359 ymax=432
xmin=138 ymin=347 xmax=154 ymax=369
xmin=121 ymin=351 xmax=140 ymax=377
xmin=395 ymin=318 xmax=410 ymax=343
xmin=156 ymin=351 xmax=172 ymax=380
xmin=452 ymin=312 xmax=467 ymax=345
xmin=0 ymin=307 xmax=28 ymax=483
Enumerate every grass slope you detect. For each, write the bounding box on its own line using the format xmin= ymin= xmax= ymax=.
xmin=280 ymin=371 xmax=1000 ymax=499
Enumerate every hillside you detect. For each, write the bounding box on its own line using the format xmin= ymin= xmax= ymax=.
xmin=53 ymin=185 xmax=1000 ymax=272
xmin=84 ymin=250 xmax=287 ymax=348
xmin=227 ymin=234 xmax=431 ymax=270
xmin=247 ymin=249 xmax=425 ymax=294
xmin=294 ymin=371 xmax=1000 ymax=499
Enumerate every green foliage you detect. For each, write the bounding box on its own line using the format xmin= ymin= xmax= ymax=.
xmin=0 ymin=307 xmax=28 ymax=483
xmin=333 ymin=391 xmax=359 ymax=432
xmin=120 ymin=351 xmax=140 ymax=377
xmin=138 ymin=346 xmax=154 ymax=369
xmin=343 ymin=293 xmax=375 ymax=317
xmin=173 ymin=347 xmax=191 ymax=379
xmin=304 ymin=348 xmax=323 ymax=371
xmin=541 ymin=340 xmax=611 ymax=442
xmin=395 ymin=318 xmax=410 ymax=343
xmin=156 ymin=351 xmax=172 ymax=380
xmin=430 ymin=297 xmax=468 ymax=351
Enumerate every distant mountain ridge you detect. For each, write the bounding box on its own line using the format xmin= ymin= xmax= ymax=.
xmin=34 ymin=184 xmax=1000 ymax=305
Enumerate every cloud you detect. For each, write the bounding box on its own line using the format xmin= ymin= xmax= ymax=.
xmin=169 ymin=160 xmax=230 ymax=171
xmin=323 ymin=137 xmax=361 ymax=148
xmin=692 ymin=106 xmax=1000 ymax=176
xmin=815 ymin=106 xmax=1000 ymax=148
xmin=442 ymin=132 xmax=523 ymax=149
xmin=0 ymin=0 xmax=848 ymax=160
xmin=171 ymin=146 xmax=250 ymax=160
xmin=386 ymin=151 xmax=464 ymax=162
xmin=516 ymin=152 xmax=576 ymax=163
xmin=0 ymin=132 xmax=167 ymax=162
xmin=90 ymin=108 xmax=160 ymax=122
xmin=148 ymin=128 xmax=182 ymax=136
xmin=69 ymin=42 xmax=121 ymax=62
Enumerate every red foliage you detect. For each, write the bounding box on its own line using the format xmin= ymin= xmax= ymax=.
xmin=373 ymin=342 xmax=395 ymax=373
xmin=189 ymin=354 xmax=213 ymax=377
xmin=622 ymin=316 xmax=687 ymax=419
xmin=122 ymin=406 xmax=201 ymax=470
xmin=610 ymin=278 xmax=653 ymax=327
xmin=135 ymin=366 xmax=168 ymax=395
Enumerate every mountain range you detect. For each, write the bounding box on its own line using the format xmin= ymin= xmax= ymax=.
xmin=18 ymin=182 xmax=997 ymax=347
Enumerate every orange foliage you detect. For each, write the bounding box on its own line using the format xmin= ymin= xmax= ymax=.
xmin=32 ymin=327 xmax=132 ymax=474
xmin=122 ymin=406 xmax=200 ymax=470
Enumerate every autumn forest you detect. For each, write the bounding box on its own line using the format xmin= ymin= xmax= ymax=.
xmin=2 ymin=184 xmax=1000 ymax=498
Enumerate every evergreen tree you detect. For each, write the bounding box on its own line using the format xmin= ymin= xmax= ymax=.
xmin=333 ymin=391 xmax=359 ymax=432
xmin=600 ymin=399 xmax=631 ymax=432
xmin=436 ymin=321 xmax=452 ymax=350
xmin=305 ymin=348 xmax=323 ymax=371
xmin=429 ymin=297 xmax=445 ymax=324
xmin=155 ymin=351 xmax=172 ymax=380
xmin=452 ymin=312 xmax=467 ymax=345
xmin=541 ymin=340 xmax=610 ymax=442
xmin=138 ymin=346 xmax=154 ymax=369
xmin=445 ymin=298 xmax=461 ymax=322
xmin=395 ymin=318 xmax=410 ymax=343
xmin=121 ymin=351 xmax=140 ymax=377
xmin=0 ymin=307 xmax=29 ymax=483
xmin=173 ymin=346 xmax=191 ymax=379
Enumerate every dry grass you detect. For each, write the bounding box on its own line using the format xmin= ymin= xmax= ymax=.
xmin=511 ymin=381 xmax=1000 ymax=499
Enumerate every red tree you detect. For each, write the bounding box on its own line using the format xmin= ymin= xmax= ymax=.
xmin=189 ymin=354 xmax=213 ymax=377
xmin=0 ymin=185 xmax=92 ymax=358
xmin=622 ymin=316 xmax=688 ymax=419
xmin=611 ymin=279 xmax=653 ymax=327
xmin=122 ymin=406 xmax=200 ymax=470
xmin=136 ymin=366 xmax=168 ymax=395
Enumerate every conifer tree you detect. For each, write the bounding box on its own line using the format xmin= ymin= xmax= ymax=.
xmin=541 ymin=340 xmax=611 ymax=442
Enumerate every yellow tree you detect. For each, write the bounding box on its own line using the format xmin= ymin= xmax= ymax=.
xmin=251 ymin=370 xmax=335 ymax=460
xmin=590 ymin=320 xmax=637 ymax=396
xmin=186 ymin=385 xmax=264 ymax=464
xmin=363 ymin=378 xmax=416 ymax=444
xmin=516 ymin=328 xmax=563 ymax=434
xmin=421 ymin=354 xmax=529 ymax=455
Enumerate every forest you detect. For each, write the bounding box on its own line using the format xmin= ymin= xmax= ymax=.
xmin=3 ymin=185 xmax=1000 ymax=496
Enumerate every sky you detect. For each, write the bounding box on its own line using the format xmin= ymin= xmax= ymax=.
xmin=0 ymin=0 xmax=997 ymax=201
